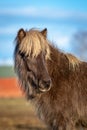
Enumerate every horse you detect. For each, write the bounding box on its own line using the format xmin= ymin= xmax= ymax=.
xmin=14 ymin=28 xmax=87 ymax=130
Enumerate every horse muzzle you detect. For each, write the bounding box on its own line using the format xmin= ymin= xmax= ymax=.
xmin=39 ymin=79 xmax=52 ymax=92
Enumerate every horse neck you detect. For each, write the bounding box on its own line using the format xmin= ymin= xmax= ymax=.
xmin=49 ymin=44 xmax=67 ymax=67
xmin=47 ymin=44 xmax=69 ymax=81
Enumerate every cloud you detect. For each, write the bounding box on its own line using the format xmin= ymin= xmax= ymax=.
xmin=54 ymin=36 xmax=71 ymax=51
xmin=57 ymin=36 xmax=70 ymax=46
xmin=0 ymin=58 xmax=13 ymax=66
xmin=0 ymin=6 xmax=87 ymax=21
xmin=0 ymin=26 xmax=18 ymax=35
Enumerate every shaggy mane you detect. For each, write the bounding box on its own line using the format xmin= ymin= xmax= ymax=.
xmin=66 ymin=53 xmax=81 ymax=69
xmin=16 ymin=28 xmax=81 ymax=69
xmin=19 ymin=29 xmax=50 ymax=59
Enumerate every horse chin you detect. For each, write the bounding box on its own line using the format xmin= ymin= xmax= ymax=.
xmin=28 ymin=94 xmax=35 ymax=100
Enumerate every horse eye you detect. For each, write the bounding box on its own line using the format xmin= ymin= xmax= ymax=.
xmin=19 ymin=51 xmax=25 ymax=58
xmin=19 ymin=51 xmax=29 ymax=59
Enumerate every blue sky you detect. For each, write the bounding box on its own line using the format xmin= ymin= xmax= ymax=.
xmin=0 ymin=0 xmax=87 ymax=65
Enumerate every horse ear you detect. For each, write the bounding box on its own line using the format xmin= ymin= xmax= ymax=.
xmin=17 ymin=28 xmax=26 ymax=42
xmin=41 ymin=28 xmax=47 ymax=38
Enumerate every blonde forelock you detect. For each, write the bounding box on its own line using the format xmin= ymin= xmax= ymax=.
xmin=19 ymin=29 xmax=50 ymax=59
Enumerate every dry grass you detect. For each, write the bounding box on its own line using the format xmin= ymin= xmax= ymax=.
xmin=0 ymin=98 xmax=47 ymax=130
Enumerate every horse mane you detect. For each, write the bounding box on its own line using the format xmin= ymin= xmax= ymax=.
xmin=18 ymin=29 xmax=50 ymax=59
xmin=65 ymin=53 xmax=81 ymax=69
xmin=16 ymin=28 xmax=81 ymax=70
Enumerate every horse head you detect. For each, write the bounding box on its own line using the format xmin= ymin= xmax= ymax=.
xmin=14 ymin=28 xmax=52 ymax=99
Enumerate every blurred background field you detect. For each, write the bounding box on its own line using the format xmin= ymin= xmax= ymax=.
xmin=0 ymin=98 xmax=47 ymax=130
xmin=0 ymin=66 xmax=47 ymax=130
xmin=0 ymin=66 xmax=15 ymax=77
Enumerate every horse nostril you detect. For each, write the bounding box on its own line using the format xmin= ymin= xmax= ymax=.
xmin=44 ymin=80 xmax=51 ymax=88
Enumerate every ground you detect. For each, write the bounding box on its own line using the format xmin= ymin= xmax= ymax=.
xmin=0 ymin=98 xmax=47 ymax=130
xmin=0 ymin=66 xmax=47 ymax=130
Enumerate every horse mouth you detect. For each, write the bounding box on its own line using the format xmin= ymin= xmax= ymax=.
xmin=39 ymin=85 xmax=51 ymax=92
